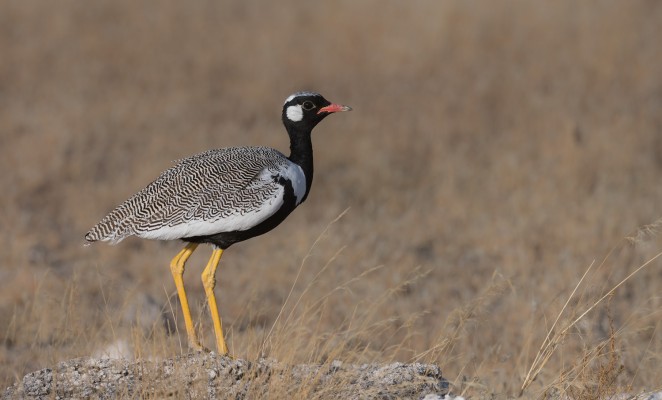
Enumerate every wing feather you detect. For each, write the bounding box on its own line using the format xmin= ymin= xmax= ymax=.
xmin=85 ymin=147 xmax=290 ymax=243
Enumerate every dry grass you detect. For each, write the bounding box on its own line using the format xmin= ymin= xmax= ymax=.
xmin=2 ymin=1 xmax=662 ymax=398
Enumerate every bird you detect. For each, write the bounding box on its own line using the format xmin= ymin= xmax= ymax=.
xmin=85 ymin=91 xmax=351 ymax=354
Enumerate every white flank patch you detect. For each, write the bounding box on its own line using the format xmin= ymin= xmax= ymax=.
xmin=131 ymin=160 xmax=307 ymax=241
xmin=286 ymin=105 xmax=303 ymax=122
xmin=138 ymin=186 xmax=285 ymax=240
xmin=253 ymin=164 xmax=305 ymax=204
xmin=281 ymin=162 xmax=307 ymax=205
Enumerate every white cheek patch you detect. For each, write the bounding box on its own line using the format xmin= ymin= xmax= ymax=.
xmin=286 ymin=105 xmax=303 ymax=122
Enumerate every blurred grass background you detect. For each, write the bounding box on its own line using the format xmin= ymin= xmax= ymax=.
xmin=2 ymin=0 xmax=662 ymax=397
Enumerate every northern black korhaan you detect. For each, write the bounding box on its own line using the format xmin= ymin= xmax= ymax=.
xmin=86 ymin=92 xmax=351 ymax=354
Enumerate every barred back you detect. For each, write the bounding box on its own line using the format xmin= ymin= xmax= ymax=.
xmin=85 ymin=146 xmax=293 ymax=244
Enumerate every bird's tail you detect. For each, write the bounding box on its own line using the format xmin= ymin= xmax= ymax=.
xmin=85 ymin=215 xmax=132 ymax=245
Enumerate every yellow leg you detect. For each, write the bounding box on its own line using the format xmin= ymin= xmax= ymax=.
xmin=169 ymin=243 xmax=205 ymax=351
xmin=201 ymin=247 xmax=229 ymax=355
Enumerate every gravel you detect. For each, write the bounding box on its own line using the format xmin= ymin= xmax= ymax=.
xmin=3 ymin=354 xmax=452 ymax=399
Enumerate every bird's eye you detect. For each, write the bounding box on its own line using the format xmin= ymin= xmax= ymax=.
xmin=302 ymin=101 xmax=315 ymax=110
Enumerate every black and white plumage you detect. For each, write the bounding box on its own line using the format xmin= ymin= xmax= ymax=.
xmin=85 ymin=147 xmax=306 ymax=246
xmin=85 ymin=91 xmax=351 ymax=354
xmin=86 ymin=92 xmax=350 ymax=249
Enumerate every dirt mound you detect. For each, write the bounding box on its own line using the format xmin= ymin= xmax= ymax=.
xmin=3 ymin=354 xmax=449 ymax=399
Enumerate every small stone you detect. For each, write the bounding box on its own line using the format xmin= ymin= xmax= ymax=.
xmin=330 ymin=360 xmax=343 ymax=371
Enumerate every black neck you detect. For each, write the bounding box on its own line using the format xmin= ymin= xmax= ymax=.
xmin=287 ymin=126 xmax=314 ymax=201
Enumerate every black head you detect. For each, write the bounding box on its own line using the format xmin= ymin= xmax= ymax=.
xmin=281 ymin=91 xmax=351 ymax=133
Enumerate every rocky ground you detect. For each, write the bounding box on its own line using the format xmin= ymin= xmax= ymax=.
xmin=3 ymin=354 xmax=451 ymax=399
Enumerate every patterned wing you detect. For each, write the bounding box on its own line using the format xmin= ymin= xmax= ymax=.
xmin=85 ymin=147 xmax=289 ymax=243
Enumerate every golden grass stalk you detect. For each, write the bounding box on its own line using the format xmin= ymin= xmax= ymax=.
xmin=261 ymin=207 xmax=350 ymax=357
xmin=520 ymin=248 xmax=662 ymax=396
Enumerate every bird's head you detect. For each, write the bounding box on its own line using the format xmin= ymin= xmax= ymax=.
xmin=281 ymin=91 xmax=352 ymax=132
